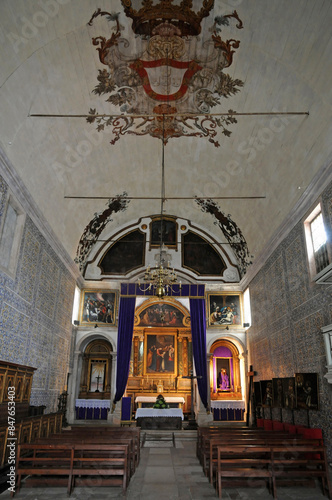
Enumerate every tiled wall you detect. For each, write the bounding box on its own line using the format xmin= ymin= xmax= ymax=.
xmin=0 ymin=175 xmax=76 ymax=412
xmin=249 ymin=181 xmax=332 ymax=459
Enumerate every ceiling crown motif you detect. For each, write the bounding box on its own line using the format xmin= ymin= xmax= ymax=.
xmin=120 ymin=0 xmax=214 ymax=36
xmin=87 ymin=2 xmax=244 ymax=146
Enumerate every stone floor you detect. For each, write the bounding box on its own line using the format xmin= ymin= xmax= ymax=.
xmin=1 ymin=430 xmax=332 ymax=499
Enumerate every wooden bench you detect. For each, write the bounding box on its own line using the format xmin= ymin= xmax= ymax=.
xmin=39 ymin=431 xmax=136 ymax=478
xmin=207 ymin=436 xmax=322 ymax=486
xmin=271 ymin=444 xmax=332 ymax=499
xmin=216 ymin=443 xmax=332 ymax=499
xmin=200 ymin=430 xmax=297 ymax=478
xmin=13 ymin=442 xmax=129 ymax=496
xmin=69 ymin=426 xmax=141 ymax=466
xmin=197 ymin=427 xmax=295 ymax=464
xmin=216 ymin=444 xmax=274 ymax=499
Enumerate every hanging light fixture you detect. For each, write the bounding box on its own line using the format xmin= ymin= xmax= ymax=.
xmin=138 ymin=114 xmax=182 ymax=299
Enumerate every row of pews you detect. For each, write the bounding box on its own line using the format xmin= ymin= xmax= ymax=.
xmin=13 ymin=425 xmax=140 ymax=496
xmin=197 ymin=425 xmax=332 ymax=499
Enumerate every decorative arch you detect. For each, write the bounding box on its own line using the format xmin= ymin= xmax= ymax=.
xmin=209 ymin=339 xmax=242 ymax=400
xmin=78 ymin=338 xmax=113 ymax=400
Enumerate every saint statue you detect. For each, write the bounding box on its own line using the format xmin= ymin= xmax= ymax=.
xmin=218 ymin=369 xmax=229 ymax=390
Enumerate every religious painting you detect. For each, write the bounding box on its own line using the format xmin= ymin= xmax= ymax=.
xmin=150 ymin=217 xmax=177 ymax=249
xmin=89 ymin=362 xmax=105 ymax=392
xmin=182 ymin=231 xmax=226 ymax=276
xmin=207 ymin=292 xmax=242 ymax=327
xmin=272 ymin=378 xmax=285 ymax=408
xmin=295 ymin=373 xmax=319 ymax=410
xmin=282 ymin=377 xmax=296 ymax=410
xmin=260 ymin=380 xmax=273 ymax=407
xmin=144 ymin=333 xmax=177 ymax=376
xmin=99 ymin=229 xmax=145 ymax=274
xmin=80 ymin=290 xmax=118 ymax=326
xmin=137 ymin=303 xmax=184 ymax=327
xmin=216 ymin=358 xmax=231 ymax=392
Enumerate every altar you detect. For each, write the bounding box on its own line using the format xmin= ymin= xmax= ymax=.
xmin=135 ymin=408 xmax=183 ymax=430
xmin=75 ymin=399 xmax=110 ymax=420
xmin=135 ymin=396 xmax=185 ymax=408
xmin=210 ymin=400 xmax=245 ymax=421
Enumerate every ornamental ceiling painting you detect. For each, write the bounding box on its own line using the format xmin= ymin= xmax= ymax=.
xmin=87 ymin=1 xmax=244 ymax=146
xmin=0 ymin=0 xmax=331 ymax=288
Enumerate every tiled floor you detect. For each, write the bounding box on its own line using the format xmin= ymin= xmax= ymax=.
xmin=1 ymin=431 xmax=331 ymax=499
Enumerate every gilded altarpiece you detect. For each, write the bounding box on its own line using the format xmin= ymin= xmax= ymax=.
xmin=126 ymin=298 xmax=193 ymax=415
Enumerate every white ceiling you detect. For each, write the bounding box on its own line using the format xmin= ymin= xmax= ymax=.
xmin=1 ymin=0 xmax=332 ymax=284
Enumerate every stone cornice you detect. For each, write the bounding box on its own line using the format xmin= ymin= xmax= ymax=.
xmin=0 ymin=145 xmax=84 ymax=287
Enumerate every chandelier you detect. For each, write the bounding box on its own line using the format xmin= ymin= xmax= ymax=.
xmin=138 ymin=117 xmax=182 ymax=299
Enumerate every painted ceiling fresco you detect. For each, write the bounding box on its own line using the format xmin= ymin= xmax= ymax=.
xmin=86 ymin=1 xmax=244 ymax=146
xmin=1 ymin=0 xmax=330 ymax=288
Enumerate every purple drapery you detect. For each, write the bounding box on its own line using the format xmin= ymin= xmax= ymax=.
xmin=189 ymin=298 xmax=208 ymax=409
xmin=113 ymin=296 xmax=136 ymax=405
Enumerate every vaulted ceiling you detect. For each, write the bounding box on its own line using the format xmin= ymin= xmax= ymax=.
xmin=1 ymin=0 xmax=332 ymax=287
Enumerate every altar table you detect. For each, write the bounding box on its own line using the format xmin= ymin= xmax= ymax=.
xmin=135 ymin=408 xmax=183 ymax=430
xmin=75 ymin=399 xmax=110 ymax=420
xmin=210 ymin=400 xmax=245 ymax=421
xmin=135 ymin=396 xmax=185 ymax=408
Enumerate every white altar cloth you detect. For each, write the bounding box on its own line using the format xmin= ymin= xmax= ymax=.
xmin=75 ymin=399 xmax=111 ymax=409
xmin=135 ymin=396 xmax=185 ymax=404
xmin=210 ymin=400 xmax=245 ymax=410
xmin=135 ymin=408 xmax=184 ymax=420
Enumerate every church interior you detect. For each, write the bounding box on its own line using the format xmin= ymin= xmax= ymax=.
xmin=0 ymin=0 xmax=332 ymax=497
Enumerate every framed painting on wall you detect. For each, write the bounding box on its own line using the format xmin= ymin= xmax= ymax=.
xmin=206 ymin=292 xmax=242 ymax=327
xmin=144 ymin=332 xmax=177 ymax=376
xmin=137 ymin=302 xmax=185 ymax=327
xmin=272 ymin=378 xmax=285 ymax=408
xmin=80 ymin=290 xmax=118 ymax=326
xmin=295 ymin=373 xmax=319 ymax=410
xmin=282 ymin=377 xmax=296 ymax=409
xmin=260 ymin=380 xmax=273 ymax=407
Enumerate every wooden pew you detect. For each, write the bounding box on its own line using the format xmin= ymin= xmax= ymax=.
xmin=36 ymin=433 xmax=135 ymax=480
xmin=199 ymin=429 xmax=294 ymax=476
xmin=215 ymin=443 xmax=332 ymax=499
xmin=216 ymin=444 xmax=274 ymax=499
xmin=14 ymin=443 xmax=74 ymax=496
xmin=271 ymin=444 xmax=332 ymax=499
xmin=13 ymin=442 xmax=129 ymax=496
xmin=206 ymin=435 xmax=320 ymax=486
xmin=69 ymin=426 xmax=141 ymax=466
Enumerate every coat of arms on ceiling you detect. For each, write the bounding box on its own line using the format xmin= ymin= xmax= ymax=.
xmin=87 ymin=0 xmax=244 ymax=146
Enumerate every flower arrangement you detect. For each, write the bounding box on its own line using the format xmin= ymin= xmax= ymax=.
xmin=153 ymin=394 xmax=169 ymax=409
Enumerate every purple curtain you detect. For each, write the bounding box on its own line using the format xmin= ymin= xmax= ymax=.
xmin=189 ymin=298 xmax=208 ymax=409
xmin=113 ymin=296 xmax=136 ymax=405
